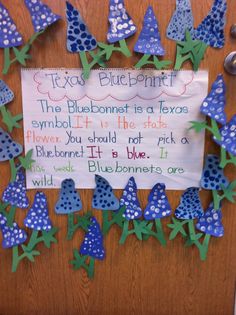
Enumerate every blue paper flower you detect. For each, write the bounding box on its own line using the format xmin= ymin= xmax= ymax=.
xmin=196 ymin=203 xmax=224 ymax=237
xmin=200 ymin=74 xmax=227 ymax=124
xmin=66 ymin=1 xmax=97 ymax=53
xmin=79 ymin=217 xmax=105 ymax=260
xmin=195 ymin=0 xmax=227 ymax=48
xmin=24 ymin=192 xmax=52 ymax=231
xmin=166 ymin=0 xmax=195 ymax=42
xmin=107 ymin=0 xmax=137 ymax=43
xmin=213 ymin=115 xmax=236 ymax=156
xmin=0 ymin=128 xmax=22 ymax=161
xmin=120 ymin=177 xmax=142 ymax=220
xmin=24 ymin=0 xmax=61 ymax=32
xmin=92 ymin=175 xmax=119 ymax=211
xmin=0 ymin=213 xmax=27 ymax=248
xmin=201 ymin=154 xmax=229 ymax=190
xmin=55 ymin=178 xmax=82 ymax=214
xmin=2 ymin=169 xmax=29 ymax=208
xmin=175 ymin=187 xmax=204 ymax=220
xmin=0 ymin=80 xmax=14 ymax=107
xmin=0 ymin=2 xmax=23 ymax=48
xmin=134 ymin=6 xmax=165 ymax=56
xmin=144 ymin=183 xmax=171 ymax=220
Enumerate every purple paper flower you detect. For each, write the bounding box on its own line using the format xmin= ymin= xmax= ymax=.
xmin=0 ymin=80 xmax=14 ymax=107
xmin=0 ymin=128 xmax=22 ymax=161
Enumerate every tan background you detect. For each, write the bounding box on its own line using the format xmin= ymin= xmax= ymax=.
xmin=0 ymin=0 xmax=235 ymax=314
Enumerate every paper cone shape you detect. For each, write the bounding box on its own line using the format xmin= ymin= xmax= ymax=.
xmin=0 ymin=80 xmax=14 ymax=107
xmin=0 ymin=128 xmax=22 ymax=161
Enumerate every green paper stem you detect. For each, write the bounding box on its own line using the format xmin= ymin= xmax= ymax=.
xmin=174 ymin=46 xmax=192 ymax=70
xmin=9 ymin=159 xmax=18 ymax=182
xmin=119 ymin=219 xmax=151 ymax=244
xmin=168 ymin=218 xmax=188 ymax=240
xmin=102 ymin=207 xmax=126 ymax=236
xmin=0 ymin=202 xmax=9 ymax=217
xmin=70 ymin=252 xmax=96 ymax=279
xmin=67 ymin=212 xmax=92 ymax=240
xmin=7 ymin=205 xmax=17 ymax=227
xmin=212 ymin=190 xmax=221 ymax=210
xmin=102 ymin=211 xmax=110 ymax=235
xmin=87 ymin=257 xmax=95 ymax=279
xmin=2 ymin=48 xmax=10 ymax=74
xmin=142 ymin=219 xmax=166 ymax=246
xmin=194 ymin=234 xmax=211 ymax=261
xmin=88 ymin=51 xmax=106 ymax=68
xmin=187 ymin=219 xmax=197 ymax=241
xmin=192 ymin=42 xmax=208 ymax=71
xmin=118 ymin=39 xmax=132 ymax=57
xmin=119 ymin=220 xmax=130 ymax=244
xmin=135 ymin=54 xmax=172 ymax=70
xmin=134 ymin=54 xmax=151 ymax=69
xmin=67 ymin=213 xmax=75 ymax=240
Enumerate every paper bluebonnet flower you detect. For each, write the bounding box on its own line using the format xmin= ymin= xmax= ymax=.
xmin=175 ymin=187 xmax=204 ymax=220
xmin=144 ymin=183 xmax=171 ymax=220
xmin=196 ymin=203 xmax=224 ymax=237
xmin=194 ymin=0 xmax=227 ymax=48
xmin=0 ymin=2 xmax=23 ymax=48
xmin=92 ymin=175 xmax=119 ymax=211
xmin=24 ymin=0 xmax=61 ymax=32
xmin=201 ymin=154 xmax=229 ymax=190
xmin=79 ymin=217 xmax=105 ymax=260
xmin=213 ymin=115 xmax=236 ymax=156
xmin=0 ymin=128 xmax=22 ymax=161
xmin=66 ymin=1 xmax=97 ymax=53
xmin=134 ymin=6 xmax=165 ymax=56
xmin=0 ymin=213 xmax=27 ymax=249
xmin=200 ymin=74 xmax=226 ymax=125
xmin=107 ymin=0 xmax=137 ymax=43
xmin=0 ymin=80 xmax=14 ymax=107
xmin=55 ymin=178 xmax=82 ymax=214
xmin=166 ymin=0 xmax=195 ymax=41
xmin=2 ymin=169 xmax=29 ymax=208
xmin=24 ymin=192 xmax=52 ymax=231
xmin=120 ymin=177 xmax=142 ymax=220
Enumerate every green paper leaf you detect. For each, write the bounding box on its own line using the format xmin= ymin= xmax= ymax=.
xmin=0 ymin=106 xmax=23 ymax=132
xmin=189 ymin=120 xmax=208 ymax=133
xmin=41 ymin=227 xmax=58 ymax=248
xmin=168 ymin=218 xmax=188 ymax=240
xmin=67 ymin=212 xmax=92 ymax=240
xmin=102 ymin=206 xmax=126 ymax=236
xmin=12 ymin=47 xmax=31 ymax=66
xmin=70 ymin=252 xmax=95 ymax=279
xmin=19 ymin=149 xmax=35 ymax=170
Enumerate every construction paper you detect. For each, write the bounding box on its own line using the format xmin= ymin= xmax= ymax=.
xmin=0 ymin=128 xmax=22 ymax=161
xmin=0 ymin=3 xmax=23 ymax=48
xmin=144 ymin=183 xmax=171 ymax=220
xmin=134 ymin=54 xmax=171 ymax=70
xmin=79 ymin=217 xmax=105 ymax=260
xmin=2 ymin=169 xmax=29 ymax=209
xmin=175 ymin=187 xmax=204 ymax=219
xmin=0 ymin=80 xmax=14 ymax=107
xmin=102 ymin=206 xmax=126 ymax=235
xmin=107 ymin=0 xmax=137 ymax=43
xmin=195 ymin=0 xmax=227 ymax=48
xmin=119 ymin=220 xmax=152 ymax=244
xmin=55 ymin=178 xmax=82 ymax=214
xmin=120 ymin=177 xmax=142 ymax=220
xmin=70 ymin=251 xmax=95 ymax=278
xmin=166 ymin=0 xmax=195 ymax=42
xmin=196 ymin=203 xmax=224 ymax=237
xmin=66 ymin=1 xmax=97 ymax=53
xmin=201 ymin=154 xmax=229 ymax=190
xmin=200 ymin=74 xmax=226 ymax=125
xmin=92 ymin=174 xmax=119 ymax=210
xmin=24 ymin=0 xmax=60 ymax=32
xmin=67 ymin=212 xmax=92 ymax=240
xmin=22 ymin=69 xmax=208 ymax=190
xmin=213 ymin=115 xmax=236 ymax=156
xmin=24 ymin=192 xmax=52 ymax=231
xmin=134 ymin=6 xmax=165 ymax=56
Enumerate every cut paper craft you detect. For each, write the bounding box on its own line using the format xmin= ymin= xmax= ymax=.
xmin=196 ymin=203 xmax=224 ymax=237
xmin=0 ymin=2 xmax=23 ymax=48
xmin=175 ymin=187 xmax=204 ymax=219
xmin=24 ymin=192 xmax=52 ymax=231
xmin=194 ymin=0 xmax=227 ymax=48
xmin=80 ymin=217 xmax=105 ymax=260
xmin=2 ymin=169 xmax=29 ymax=209
xmin=24 ymin=0 xmax=61 ymax=32
xmin=92 ymin=175 xmax=119 ymax=211
xmin=134 ymin=6 xmax=165 ymax=56
xmin=66 ymin=1 xmax=97 ymax=53
xmin=0 ymin=128 xmax=22 ymax=161
xmin=0 ymin=214 xmax=27 ymax=249
xmin=55 ymin=178 xmax=82 ymax=214
xmin=144 ymin=183 xmax=171 ymax=220
xmin=0 ymin=80 xmax=14 ymax=107
xmin=213 ymin=115 xmax=236 ymax=156
xmin=200 ymin=74 xmax=227 ymax=125
xmin=120 ymin=177 xmax=142 ymax=220
xmin=201 ymin=154 xmax=229 ymax=190
xmin=107 ymin=0 xmax=137 ymax=43
xmin=166 ymin=0 xmax=195 ymax=41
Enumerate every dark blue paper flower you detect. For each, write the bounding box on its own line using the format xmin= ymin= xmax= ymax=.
xmin=175 ymin=187 xmax=204 ymax=220
xmin=144 ymin=183 xmax=171 ymax=220
xmin=200 ymin=74 xmax=226 ymax=124
xmin=166 ymin=0 xmax=195 ymax=41
xmin=55 ymin=178 xmax=82 ymax=214
xmin=24 ymin=192 xmax=52 ymax=231
xmin=134 ymin=6 xmax=165 ymax=56
xmin=79 ymin=217 xmax=105 ymax=260
xmin=107 ymin=0 xmax=137 ymax=43
xmin=0 ymin=80 xmax=14 ymax=107
xmin=24 ymin=0 xmax=61 ymax=32
xmin=0 ymin=128 xmax=22 ymax=161
xmin=66 ymin=1 xmax=97 ymax=53
xmin=196 ymin=203 xmax=224 ymax=237
xmin=120 ymin=177 xmax=142 ymax=220
xmin=195 ymin=0 xmax=227 ymax=48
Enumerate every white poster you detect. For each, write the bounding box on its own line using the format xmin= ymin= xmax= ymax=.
xmin=21 ymin=69 xmax=208 ymax=190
